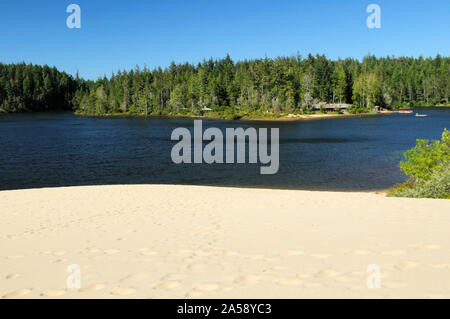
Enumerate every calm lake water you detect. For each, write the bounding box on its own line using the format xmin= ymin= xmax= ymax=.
xmin=0 ymin=108 xmax=449 ymax=191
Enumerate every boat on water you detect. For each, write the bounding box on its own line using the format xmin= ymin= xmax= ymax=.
xmin=415 ymin=113 xmax=428 ymax=117
xmin=399 ymin=110 xmax=413 ymax=114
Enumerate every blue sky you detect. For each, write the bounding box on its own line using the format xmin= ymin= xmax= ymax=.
xmin=0 ymin=0 xmax=448 ymax=79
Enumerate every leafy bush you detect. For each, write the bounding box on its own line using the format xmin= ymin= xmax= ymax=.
xmin=349 ymin=106 xmax=369 ymax=114
xmin=389 ymin=129 xmax=450 ymax=199
xmin=389 ymin=165 xmax=450 ymax=199
xmin=386 ymin=180 xmax=415 ymax=197
xmin=400 ymin=129 xmax=449 ymax=182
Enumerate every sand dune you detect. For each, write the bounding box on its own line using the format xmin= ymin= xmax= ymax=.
xmin=1 ymin=185 xmax=449 ymax=299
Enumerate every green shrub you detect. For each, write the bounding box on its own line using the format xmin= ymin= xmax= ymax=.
xmin=389 ymin=129 xmax=449 ymax=199
xmin=386 ymin=180 xmax=415 ymax=197
xmin=400 ymin=129 xmax=449 ymax=182
xmin=390 ymin=165 xmax=450 ymax=199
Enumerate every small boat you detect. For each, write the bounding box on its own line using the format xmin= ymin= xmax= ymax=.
xmin=415 ymin=113 xmax=428 ymax=117
xmin=399 ymin=110 xmax=413 ymax=114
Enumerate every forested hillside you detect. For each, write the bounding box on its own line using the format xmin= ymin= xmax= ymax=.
xmin=0 ymin=63 xmax=84 ymax=113
xmin=1 ymin=54 xmax=449 ymax=115
xmin=74 ymin=54 xmax=450 ymax=116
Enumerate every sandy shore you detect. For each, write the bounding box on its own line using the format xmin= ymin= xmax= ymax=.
xmin=1 ymin=185 xmax=449 ymax=299
xmin=76 ymin=110 xmax=394 ymax=122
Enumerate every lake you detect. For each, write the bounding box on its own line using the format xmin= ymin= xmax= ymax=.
xmin=0 ymin=108 xmax=449 ymax=191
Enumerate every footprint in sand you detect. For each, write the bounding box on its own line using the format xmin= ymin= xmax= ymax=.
xmin=187 ymin=264 xmax=205 ymax=272
xmin=394 ymin=261 xmax=419 ymax=270
xmin=154 ymin=281 xmax=181 ymax=290
xmin=120 ymin=272 xmax=149 ymax=282
xmin=194 ymin=283 xmax=220 ymax=292
xmin=79 ymin=248 xmax=98 ymax=254
xmin=130 ymin=248 xmax=149 ymax=253
xmin=79 ymin=283 xmax=106 ymax=292
xmin=6 ymin=273 xmax=20 ymax=280
xmin=40 ymin=290 xmax=66 ymax=297
xmin=246 ymin=254 xmax=264 ymax=260
xmin=314 ymin=270 xmax=340 ymax=278
xmin=194 ymin=251 xmax=211 ymax=257
xmin=334 ymin=276 xmax=354 ymax=283
xmin=280 ymin=250 xmax=304 ymax=256
xmin=7 ymin=255 xmax=25 ymax=260
xmin=233 ymin=275 xmax=260 ymax=285
xmin=140 ymin=251 xmax=157 ymax=256
xmin=3 ymin=289 xmax=32 ymax=298
xmin=345 ymin=250 xmax=371 ymax=256
xmin=420 ymin=244 xmax=442 ymax=250
xmin=429 ymin=263 xmax=450 ymax=269
xmin=170 ymin=250 xmax=192 ymax=257
xmin=349 ymin=271 xmax=366 ymax=277
xmin=218 ymin=287 xmax=233 ymax=293
xmin=111 ymin=287 xmax=136 ymax=296
xmin=53 ymin=251 xmax=66 ymax=256
xmin=222 ymin=251 xmax=239 ymax=257
xmin=310 ymin=254 xmax=331 ymax=259
xmin=104 ymin=249 xmax=120 ymax=255
xmin=275 ymin=278 xmax=302 ymax=286
xmin=51 ymin=258 xmax=68 ymax=263
xmin=52 ymin=258 xmax=68 ymax=263
xmin=272 ymin=266 xmax=288 ymax=271
xmin=160 ymin=274 xmax=185 ymax=281
xmin=382 ymin=250 xmax=405 ymax=256
xmin=303 ymin=282 xmax=323 ymax=288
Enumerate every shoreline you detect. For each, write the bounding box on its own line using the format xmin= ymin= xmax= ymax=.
xmin=1 ymin=184 xmax=449 ymax=299
xmin=74 ymin=110 xmax=395 ymax=122
xmin=0 ymin=182 xmax=393 ymax=194
xmin=3 ymin=105 xmax=448 ymax=121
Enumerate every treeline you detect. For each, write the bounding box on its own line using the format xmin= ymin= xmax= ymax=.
xmin=0 ymin=63 xmax=82 ymax=113
xmin=1 ymin=54 xmax=449 ymax=115
xmin=75 ymin=54 xmax=450 ymax=116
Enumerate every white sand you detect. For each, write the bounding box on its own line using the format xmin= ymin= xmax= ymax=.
xmin=1 ymin=185 xmax=449 ymax=299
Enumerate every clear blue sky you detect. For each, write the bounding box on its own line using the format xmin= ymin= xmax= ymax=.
xmin=1 ymin=0 xmax=448 ymax=80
